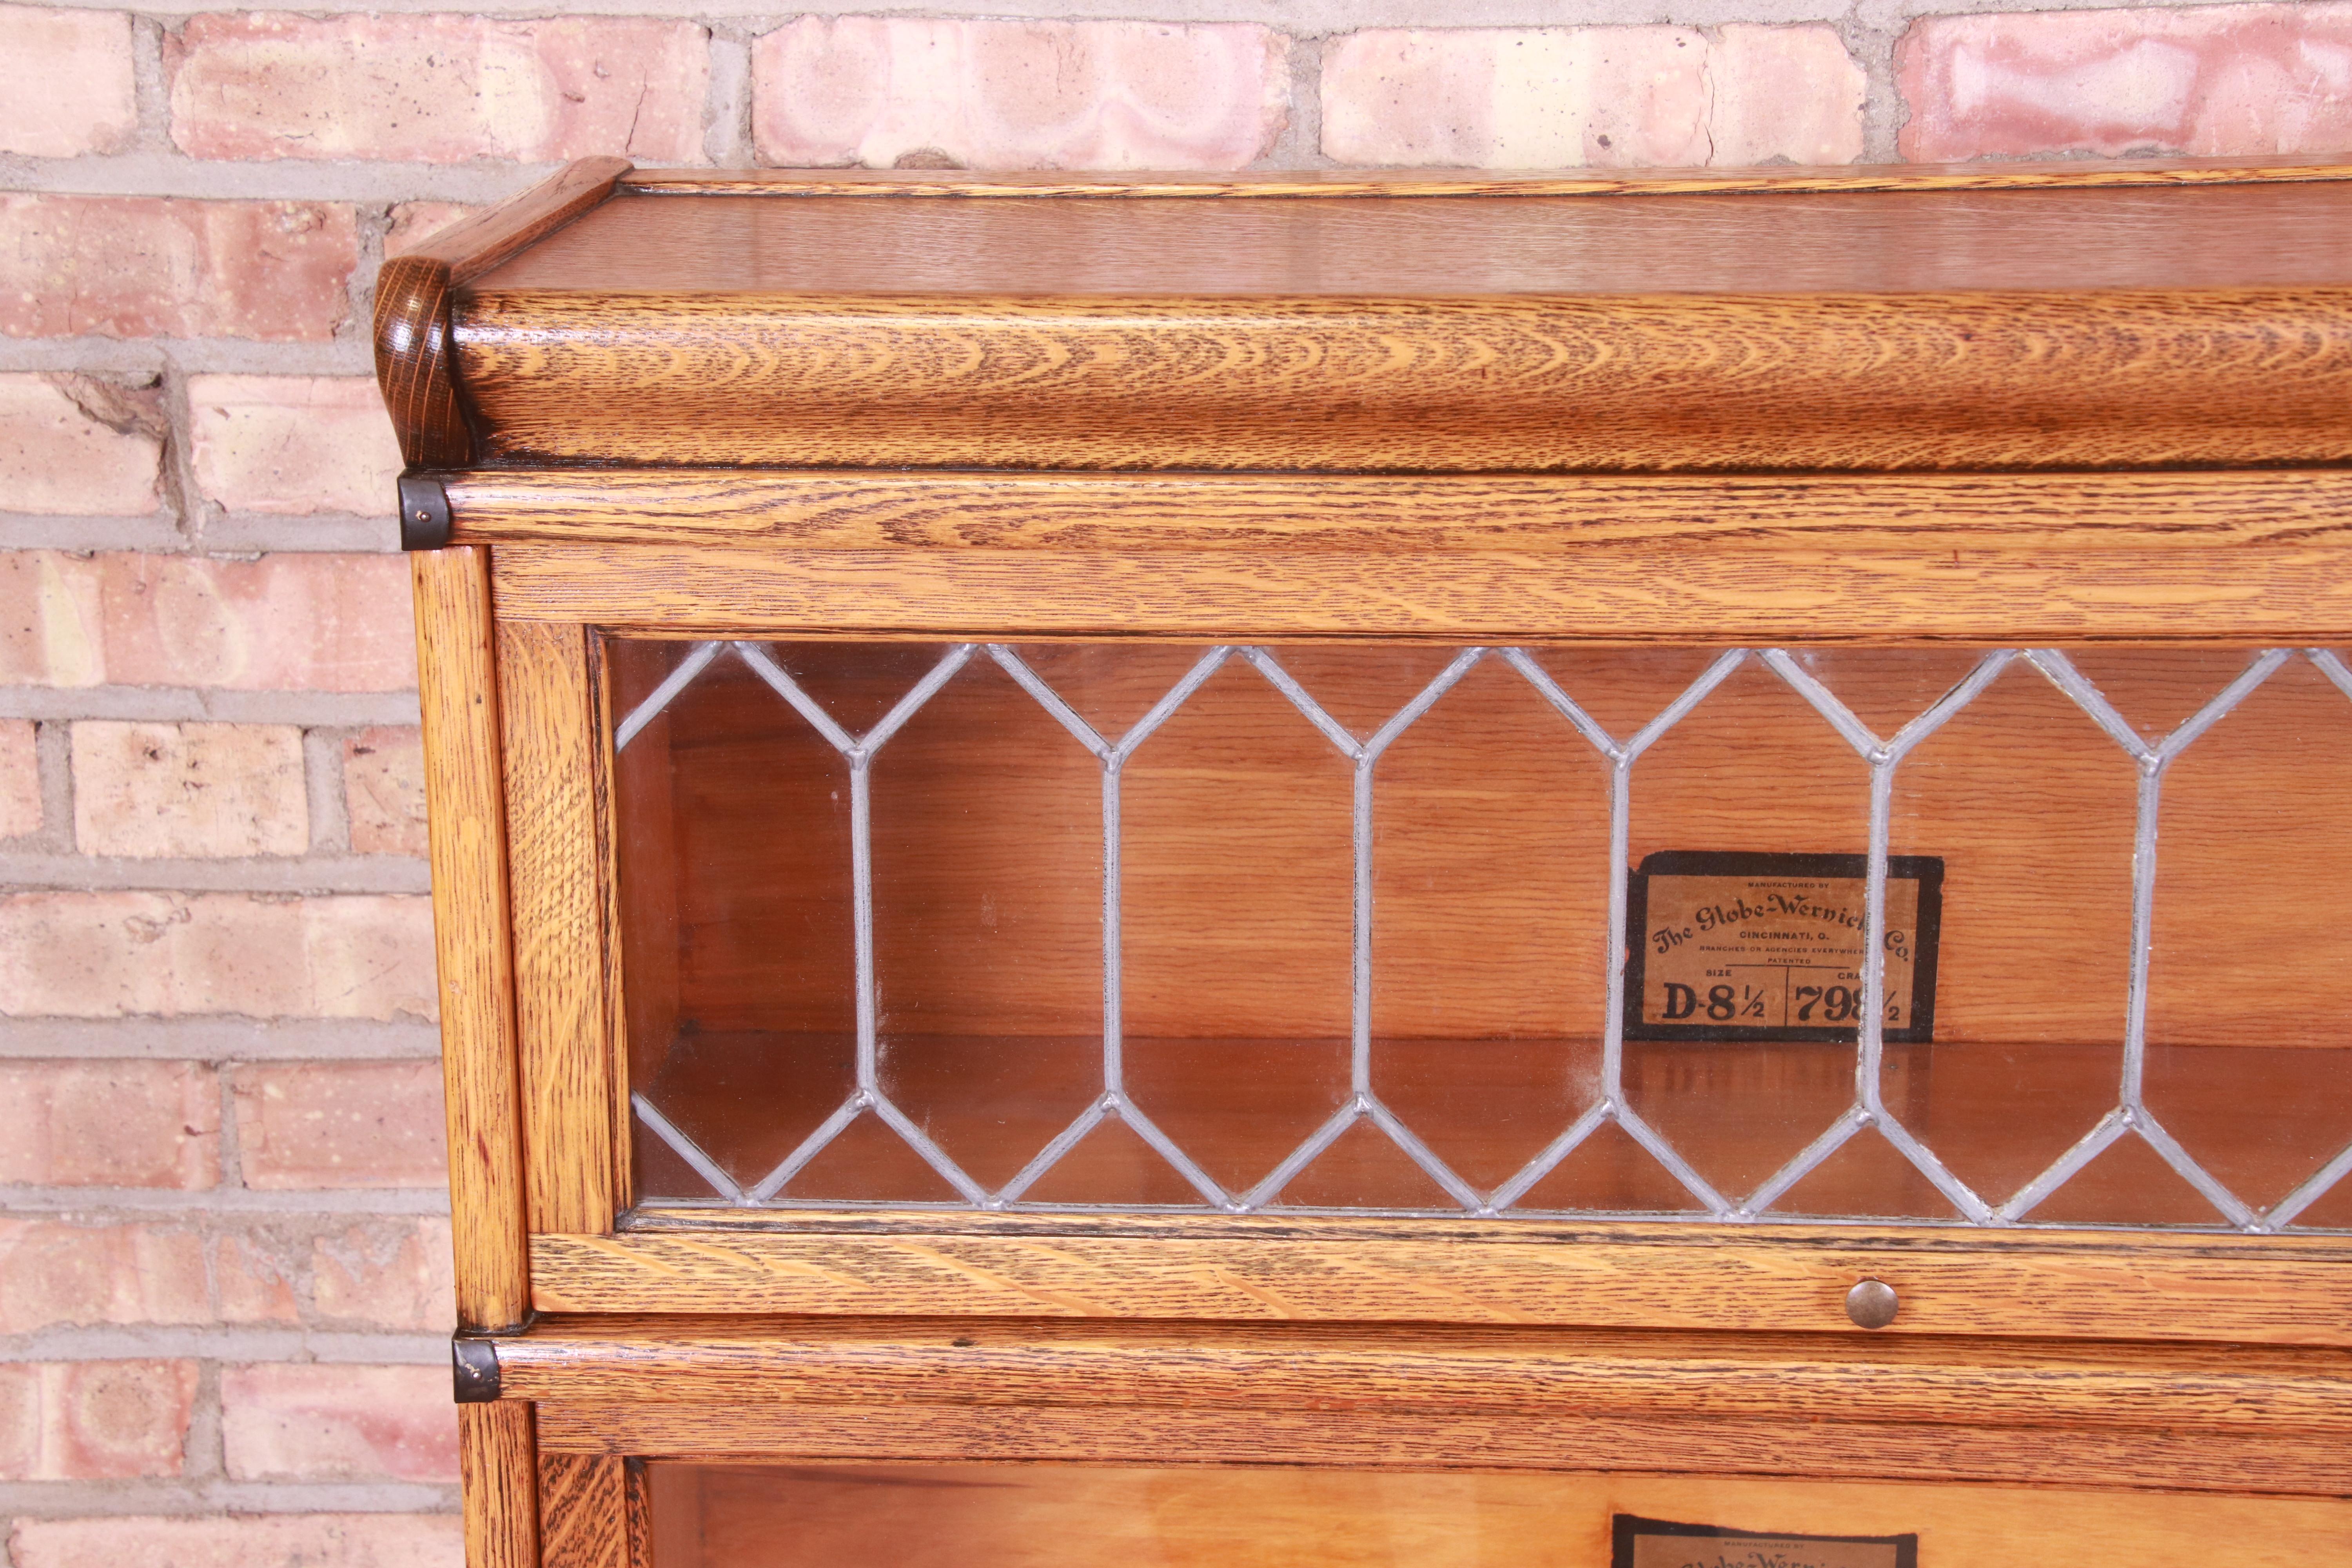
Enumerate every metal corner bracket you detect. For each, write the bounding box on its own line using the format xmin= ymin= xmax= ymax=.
xmin=451 ymin=1329 xmax=503 ymax=1404
xmin=399 ymin=472 xmax=454 ymax=552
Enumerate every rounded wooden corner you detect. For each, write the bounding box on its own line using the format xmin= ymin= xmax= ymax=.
xmin=374 ymin=252 xmax=474 ymax=470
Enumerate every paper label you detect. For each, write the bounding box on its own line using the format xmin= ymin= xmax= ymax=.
xmin=1623 ymin=852 xmax=1943 ymax=1044
xmin=1613 ymin=1515 xmax=1919 ymax=1568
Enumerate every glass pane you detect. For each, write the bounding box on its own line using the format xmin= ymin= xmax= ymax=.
xmin=646 ymin=1461 xmax=2352 ymax=1568
xmin=610 ymin=640 xmax=2352 ymax=1231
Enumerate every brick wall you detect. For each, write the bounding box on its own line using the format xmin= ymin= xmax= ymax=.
xmin=2 ymin=0 xmax=2346 ymax=1564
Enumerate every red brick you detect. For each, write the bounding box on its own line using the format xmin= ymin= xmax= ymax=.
xmin=311 ymin=1218 xmax=455 ymax=1331
xmin=1322 ymin=24 xmax=1864 ymax=167
xmin=187 ymin=376 xmax=403 ymax=517
xmin=72 ymin=722 xmax=308 ymax=858
xmin=0 ymin=1062 xmax=218 ymax=1189
xmin=0 ymin=195 xmax=356 ymax=341
xmin=0 ymin=1361 xmax=194 ymax=1480
xmin=214 ymin=1230 xmax=301 ymax=1325
xmin=345 ymin=726 xmax=426 ymax=856
xmin=11 ymin=1515 xmax=465 ymax=1568
xmin=234 ymin=1062 xmax=448 ymax=1189
xmin=0 ymin=1220 xmax=210 ymax=1332
xmin=1899 ymin=3 xmax=2352 ymax=161
xmin=221 ymin=1363 xmax=457 ymax=1483
xmin=0 ymin=8 xmax=137 ymax=157
xmin=170 ymin=15 xmax=709 ymax=164
xmin=0 ymin=718 xmax=36 ymax=839
xmin=0 ymin=373 xmax=163 ymax=516
xmin=387 ymin=202 xmax=477 ymax=257
xmin=753 ymin=17 xmax=1288 ymax=169
xmin=0 ymin=550 xmax=416 ymax=691
xmin=0 ymin=892 xmax=436 ymax=1021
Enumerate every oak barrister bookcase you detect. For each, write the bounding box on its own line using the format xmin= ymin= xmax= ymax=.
xmin=379 ymin=156 xmax=2352 ymax=1568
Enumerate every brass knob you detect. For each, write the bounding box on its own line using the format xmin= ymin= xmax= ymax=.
xmin=1845 ymin=1278 xmax=1899 ymax=1329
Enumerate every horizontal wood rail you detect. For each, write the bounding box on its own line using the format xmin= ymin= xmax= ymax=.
xmin=529 ymin=1214 xmax=2352 ymax=1347
xmin=499 ymin=1313 xmax=2352 ymax=1493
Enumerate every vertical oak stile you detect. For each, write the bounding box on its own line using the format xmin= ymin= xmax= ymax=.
xmin=589 ymin=633 xmax=637 ymax=1214
xmin=463 ymin=1403 xmax=544 ymax=1568
xmin=414 ymin=547 xmax=532 ymax=1328
xmin=500 ymin=619 xmax=619 ymax=1234
xmin=539 ymin=1453 xmax=628 ymax=1568
xmin=622 ymin=1459 xmax=656 ymax=1568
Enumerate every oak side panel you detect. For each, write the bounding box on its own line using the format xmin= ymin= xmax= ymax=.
xmin=485 ymin=540 xmax=2352 ymax=644
xmin=539 ymin=1453 xmax=627 ymax=1568
xmin=499 ymin=620 xmax=617 ymax=1235
xmin=463 ymin=1401 xmax=542 ymax=1568
xmin=531 ymin=1401 xmax=2351 ymax=1497
xmin=414 ymin=548 xmax=529 ymax=1328
xmin=529 ymin=1222 xmax=2352 ymax=1347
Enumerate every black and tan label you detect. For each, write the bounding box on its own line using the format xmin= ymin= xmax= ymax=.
xmin=1624 ymin=851 xmax=1943 ymax=1044
xmin=1612 ymin=1515 xmax=1919 ymax=1568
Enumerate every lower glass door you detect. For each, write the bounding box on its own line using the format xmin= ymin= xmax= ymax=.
xmin=642 ymin=1461 xmax=2352 ymax=1567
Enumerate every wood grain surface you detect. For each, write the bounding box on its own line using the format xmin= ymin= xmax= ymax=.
xmin=444 ymin=466 xmax=2352 ymax=552
xmin=487 ymin=538 xmax=2352 ymax=642
xmin=374 ymin=157 xmax=628 ymax=470
xmin=652 ymin=1461 xmax=2352 ymax=1568
xmin=539 ymin=1453 xmax=626 ymax=1568
xmin=462 ymin=1402 xmax=541 ymax=1568
xmin=616 ymin=152 xmax=2352 ymax=198
xmin=453 ymin=287 xmax=2352 ymax=473
xmin=413 ymin=548 xmax=530 ymax=1329
xmin=535 ymin=1400 xmax=2351 ymax=1497
xmin=528 ymin=1218 xmax=2352 ymax=1345
xmin=498 ymin=620 xmax=617 ymax=1235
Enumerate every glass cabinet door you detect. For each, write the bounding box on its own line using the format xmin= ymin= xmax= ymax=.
xmin=606 ymin=639 xmax=2352 ymax=1232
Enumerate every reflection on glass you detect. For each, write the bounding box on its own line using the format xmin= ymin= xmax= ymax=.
xmin=610 ymin=640 xmax=2352 ymax=1231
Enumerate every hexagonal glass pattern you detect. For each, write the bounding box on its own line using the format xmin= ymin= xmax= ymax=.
xmin=612 ymin=640 xmax=2352 ymax=1231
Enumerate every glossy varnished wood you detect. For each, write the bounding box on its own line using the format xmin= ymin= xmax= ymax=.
xmin=538 ymin=1453 xmax=626 ymax=1568
xmin=498 ymin=620 xmax=617 ymax=1235
xmin=530 ymin=1217 xmax=2352 ymax=1347
xmin=456 ymin=176 xmax=2352 ymax=473
xmin=374 ymin=157 xmax=629 ymax=469
xmin=413 ymin=548 xmax=530 ymax=1329
xmin=462 ymin=1402 xmax=541 ymax=1568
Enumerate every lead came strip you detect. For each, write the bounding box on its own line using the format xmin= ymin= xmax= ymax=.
xmin=615 ymin=642 xmax=2352 ymax=1231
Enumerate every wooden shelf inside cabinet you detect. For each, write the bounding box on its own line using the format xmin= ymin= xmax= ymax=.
xmin=385 ymin=156 xmax=2352 ymax=1568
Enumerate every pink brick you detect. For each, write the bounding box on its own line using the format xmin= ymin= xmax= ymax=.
xmin=0 ymin=1220 xmax=210 ymax=1332
xmin=1324 ymin=25 xmax=1865 ymax=167
xmin=0 ymin=551 xmax=103 ymax=688
xmin=0 ymin=195 xmax=356 ymax=341
xmin=311 ymin=1218 xmax=456 ymax=1331
xmin=234 ymin=1062 xmax=448 ymax=1189
xmin=214 ymin=1229 xmax=301 ymax=1325
xmin=0 ymin=550 xmax=416 ymax=691
xmin=170 ymin=14 xmax=709 ymax=163
xmin=344 ymin=726 xmax=426 ymax=856
xmin=0 ymin=8 xmax=137 ymax=157
xmin=11 ymin=1515 xmax=466 ymax=1568
xmin=221 ymin=1363 xmax=457 ymax=1483
xmin=387 ymin=202 xmax=477 ymax=257
xmin=1898 ymin=3 xmax=2352 ymax=161
xmin=754 ymin=17 xmax=1288 ymax=170
xmin=0 ymin=374 xmax=163 ymax=516
xmin=0 ymin=892 xmax=436 ymax=1020
xmin=188 ymin=376 xmax=403 ymax=517
xmin=0 ymin=1361 xmax=195 ymax=1481
xmin=0 ymin=719 xmax=36 ymax=839
xmin=0 ymin=1062 xmax=218 ymax=1189
xmin=72 ymin=721 xmax=308 ymax=858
